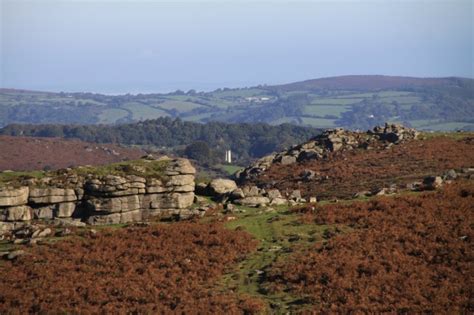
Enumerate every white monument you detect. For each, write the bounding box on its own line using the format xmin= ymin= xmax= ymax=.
xmin=225 ymin=150 xmax=232 ymax=163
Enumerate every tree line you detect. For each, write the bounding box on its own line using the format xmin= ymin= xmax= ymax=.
xmin=0 ymin=117 xmax=320 ymax=164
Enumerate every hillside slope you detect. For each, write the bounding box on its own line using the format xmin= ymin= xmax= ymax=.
xmin=268 ymin=75 xmax=466 ymax=91
xmin=1 ymin=75 xmax=472 ymax=130
xmin=0 ymin=128 xmax=472 ymax=313
xmin=237 ymin=125 xmax=474 ymax=199
xmin=0 ymin=136 xmax=145 ymax=171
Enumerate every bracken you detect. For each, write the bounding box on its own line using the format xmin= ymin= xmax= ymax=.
xmin=265 ymin=181 xmax=474 ymax=313
xmin=0 ymin=222 xmax=263 ymax=314
xmin=253 ymin=136 xmax=474 ymax=199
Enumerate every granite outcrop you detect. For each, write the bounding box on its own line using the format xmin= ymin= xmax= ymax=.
xmin=0 ymin=158 xmax=197 ymax=235
xmin=236 ymin=123 xmax=419 ymax=182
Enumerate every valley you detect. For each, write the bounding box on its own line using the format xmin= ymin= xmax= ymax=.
xmin=1 ymin=75 xmax=473 ymax=131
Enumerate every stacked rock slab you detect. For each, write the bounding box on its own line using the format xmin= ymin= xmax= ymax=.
xmin=0 ymin=158 xmax=197 ymax=234
xmin=0 ymin=187 xmax=31 ymax=234
xmin=84 ymin=159 xmax=196 ymax=224
xmin=84 ymin=175 xmax=146 ymax=225
xmin=144 ymin=158 xmax=196 ymax=219
xmin=236 ymin=123 xmax=419 ymax=182
xmin=29 ymin=188 xmax=79 ymax=221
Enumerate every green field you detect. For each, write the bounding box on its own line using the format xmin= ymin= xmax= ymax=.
xmin=158 ymin=100 xmax=204 ymax=112
xmin=302 ymin=105 xmax=351 ymax=116
xmin=98 ymin=108 xmax=129 ymax=123
xmin=1 ymin=76 xmax=472 ymax=131
xmin=210 ymin=88 xmax=266 ymax=98
xmin=418 ymin=122 xmax=474 ymax=131
xmin=380 ymin=96 xmax=421 ymax=104
xmin=121 ymin=102 xmax=169 ymax=120
xmin=300 ymin=117 xmax=337 ymax=127
xmin=217 ymin=164 xmax=243 ymax=175
xmin=311 ymin=98 xmax=361 ymax=105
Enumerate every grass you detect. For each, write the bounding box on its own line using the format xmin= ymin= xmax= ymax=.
xmin=200 ymin=98 xmax=237 ymax=108
xmin=0 ymin=170 xmax=46 ymax=185
xmin=98 ymin=108 xmax=129 ymax=123
xmin=408 ymin=119 xmax=474 ymax=131
xmin=0 ymin=159 xmax=171 ymax=187
xmin=418 ymin=122 xmax=474 ymax=131
xmin=217 ymin=164 xmax=243 ymax=175
xmin=220 ymin=205 xmax=334 ymax=312
xmin=210 ymin=88 xmax=266 ymax=98
xmin=380 ymin=96 xmax=421 ymax=104
xmin=73 ymin=159 xmax=170 ymax=179
xmin=409 ymin=119 xmax=440 ymax=128
xmin=419 ymin=130 xmax=474 ymax=140
xmin=2 ymin=88 xmax=468 ymax=130
xmin=162 ymin=95 xmax=201 ymax=102
xmin=158 ymin=100 xmax=204 ymax=112
xmin=302 ymin=104 xmax=351 ymax=116
xmin=338 ymin=91 xmax=415 ymax=99
xmin=218 ymin=188 xmax=445 ymax=311
xmin=311 ymin=98 xmax=361 ymax=105
xmin=121 ymin=102 xmax=169 ymax=120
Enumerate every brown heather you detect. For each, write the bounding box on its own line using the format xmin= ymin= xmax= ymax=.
xmin=0 ymin=223 xmax=263 ymax=314
xmin=265 ymin=181 xmax=474 ymax=313
xmin=0 ymin=135 xmax=144 ymax=171
xmin=254 ymin=136 xmax=474 ymax=199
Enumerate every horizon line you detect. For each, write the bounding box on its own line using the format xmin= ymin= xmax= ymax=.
xmin=1 ymin=74 xmax=472 ymax=96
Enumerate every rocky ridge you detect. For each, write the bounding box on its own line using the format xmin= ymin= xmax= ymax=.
xmin=199 ymin=124 xmax=472 ymax=209
xmin=197 ymin=168 xmax=469 ymax=211
xmin=236 ymin=123 xmax=419 ymax=182
xmin=0 ymin=157 xmax=198 ymax=235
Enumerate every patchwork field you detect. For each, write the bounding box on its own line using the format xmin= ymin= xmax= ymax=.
xmin=1 ymin=76 xmax=472 ymax=130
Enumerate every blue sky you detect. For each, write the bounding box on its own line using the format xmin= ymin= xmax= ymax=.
xmin=1 ymin=0 xmax=473 ymax=94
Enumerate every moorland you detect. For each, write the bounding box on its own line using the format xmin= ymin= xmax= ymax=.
xmin=0 ymin=128 xmax=472 ymax=313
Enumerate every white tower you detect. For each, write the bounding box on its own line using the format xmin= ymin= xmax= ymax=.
xmin=225 ymin=150 xmax=232 ymax=163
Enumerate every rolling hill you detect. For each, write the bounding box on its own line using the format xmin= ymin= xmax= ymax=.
xmin=0 ymin=75 xmax=473 ymax=131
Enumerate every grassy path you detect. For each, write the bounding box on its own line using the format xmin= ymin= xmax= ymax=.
xmin=221 ymin=206 xmax=331 ymax=313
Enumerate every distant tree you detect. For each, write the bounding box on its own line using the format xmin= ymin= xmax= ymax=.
xmin=184 ymin=141 xmax=213 ymax=164
xmin=0 ymin=118 xmax=319 ymax=164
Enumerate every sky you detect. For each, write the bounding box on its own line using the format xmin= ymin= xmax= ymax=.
xmin=1 ymin=0 xmax=473 ymax=94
